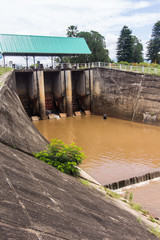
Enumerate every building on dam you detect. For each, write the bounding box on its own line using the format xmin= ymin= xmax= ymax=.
xmin=0 ymin=33 xmax=92 ymax=119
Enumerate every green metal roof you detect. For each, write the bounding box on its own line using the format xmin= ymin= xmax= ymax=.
xmin=0 ymin=34 xmax=91 ymax=56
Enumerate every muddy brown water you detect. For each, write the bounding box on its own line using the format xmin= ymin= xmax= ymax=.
xmin=34 ymin=115 xmax=160 ymax=218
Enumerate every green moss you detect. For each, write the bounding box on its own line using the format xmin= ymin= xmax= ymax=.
xmin=79 ymin=179 xmax=89 ymax=186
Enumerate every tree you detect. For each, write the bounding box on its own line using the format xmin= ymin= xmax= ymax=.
xmin=66 ymin=25 xmax=78 ymax=37
xmin=76 ymin=30 xmax=110 ymax=63
xmin=116 ymin=26 xmax=134 ymax=63
xmin=147 ymin=20 xmax=160 ymax=63
xmin=132 ymin=36 xmax=143 ymax=63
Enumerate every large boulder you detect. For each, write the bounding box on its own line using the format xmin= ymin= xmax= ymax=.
xmin=0 ymin=70 xmax=48 ymax=154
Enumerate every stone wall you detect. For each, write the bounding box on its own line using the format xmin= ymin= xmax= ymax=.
xmin=0 ymin=70 xmax=48 ymax=154
xmin=93 ymin=68 xmax=160 ymax=124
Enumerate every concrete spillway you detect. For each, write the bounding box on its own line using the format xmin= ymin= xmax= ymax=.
xmin=105 ymin=170 xmax=160 ymax=190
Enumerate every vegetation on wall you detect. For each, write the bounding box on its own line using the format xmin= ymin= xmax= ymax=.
xmin=34 ymin=139 xmax=85 ymax=177
xmin=0 ymin=67 xmax=12 ymax=76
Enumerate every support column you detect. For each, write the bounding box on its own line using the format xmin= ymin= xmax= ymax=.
xmin=37 ymin=70 xmax=46 ymax=119
xmin=26 ymin=56 xmax=29 ymax=69
xmin=65 ymin=70 xmax=73 ymax=116
xmin=33 ymin=56 xmax=36 ymax=69
xmin=89 ymin=69 xmax=94 ymax=112
xmin=3 ymin=55 xmax=5 ymax=67
xmin=51 ymin=56 xmax=53 ymax=69
xmin=29 ymin=71 xmax=39 ymax=115
xmin=84 ymin=70 xmax=91 ymax=110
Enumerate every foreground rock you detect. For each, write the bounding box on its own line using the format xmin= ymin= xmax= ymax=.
xmin=0 ymin=71 xmax=48 ymax=154
xmin=0 ymin=142 xmax=158 ymax=240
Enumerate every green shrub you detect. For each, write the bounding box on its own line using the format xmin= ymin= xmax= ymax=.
xmin=34 ymin=139 xmax=85 ymax=176
xmin=118 ymin=61 xmax=130 ymax=65
xmin=139 ymin=62 xmax=150 ymax=67
xmin=150 ymin=63 xmax=159 ymax=68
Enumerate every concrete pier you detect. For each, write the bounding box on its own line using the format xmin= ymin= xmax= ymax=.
xmin=37 ymin=70 xmax=46 ymax=120
xmin=65 ymin=70 xmax=73 ymax=116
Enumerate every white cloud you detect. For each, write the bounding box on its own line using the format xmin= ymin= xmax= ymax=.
xmin=0 ymin=0 xmax=160 ymax=62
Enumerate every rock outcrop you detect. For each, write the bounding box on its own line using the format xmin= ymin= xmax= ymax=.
xmin=0 ymin=71 xmax=48 ymax=154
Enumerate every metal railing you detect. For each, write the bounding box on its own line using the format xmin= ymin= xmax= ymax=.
xmin=5 ymin=61 xmax=160 ymax=75
xmin=54 ymin=62 xmax=160 ymax=75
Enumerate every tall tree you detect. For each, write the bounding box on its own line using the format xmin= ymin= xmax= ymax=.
xmin=66 ymin=25 xmax=78 ymax=37
xmin=132 ymin=36 xmax=143 ymax=63
xmin=147 ymin=20 xmax=160 ymax=63
xmin=116 ymin=26 xmax=133 ymax=63
xmin=76 ymin=30 xmax=110 ymax=63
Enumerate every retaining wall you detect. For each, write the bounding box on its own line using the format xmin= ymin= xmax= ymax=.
xmin=93 ymin=68 xmax=160 ymax=124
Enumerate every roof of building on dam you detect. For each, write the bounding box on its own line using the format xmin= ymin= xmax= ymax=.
xmin=0 ymin=33 xmax=91 ymax=56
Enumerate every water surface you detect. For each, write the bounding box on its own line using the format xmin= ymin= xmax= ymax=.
xmin=34 ymin=115 xmax=160 ymax=217
xmin=34 ymin=115 xmax=160 ymax=184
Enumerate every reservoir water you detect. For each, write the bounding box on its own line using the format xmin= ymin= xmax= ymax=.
xmin=34 ymin=115 xmax=160 ymax=218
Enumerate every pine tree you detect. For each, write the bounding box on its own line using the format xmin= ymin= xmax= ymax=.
xmin=147 ymin=20 xmax=160 ymax=63
xmin=132 ymin=36 xmax=143 ymax=63
xmin=117 ymin=26 xmax=134 ymax=63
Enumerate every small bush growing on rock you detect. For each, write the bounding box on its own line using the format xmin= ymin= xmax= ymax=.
xmin=34 ymin=139 xmax=85 ymax=177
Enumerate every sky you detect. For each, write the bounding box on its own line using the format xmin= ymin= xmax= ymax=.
xmin=0 ymin=0 xmax=160 ymax=65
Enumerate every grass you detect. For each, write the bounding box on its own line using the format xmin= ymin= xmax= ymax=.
xmin=149 ymin=216 xmax=159 ymax=224
xmin=0 ymin=67 xmax=12 ymax=76
xmin=79 ymin=179 xmax=90 ymax=186
xmin=137 ymin=217 xmax=142 ymax=224
xmin=105 ymin=188 xmax=121 ymax=199
xmin=148 ymin=226 xmax=160 ymax=238
xmin=110 ymin=64 xmax=160 ymax=76
xmin=129 ymin=202 xmax=149 ymax=215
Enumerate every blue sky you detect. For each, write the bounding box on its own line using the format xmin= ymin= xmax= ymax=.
xmin=0 ymin=0 xmax=160 ymax=64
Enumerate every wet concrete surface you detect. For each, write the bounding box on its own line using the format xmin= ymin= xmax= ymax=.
xmin=0 ymin=142 xmax=158 ymax=240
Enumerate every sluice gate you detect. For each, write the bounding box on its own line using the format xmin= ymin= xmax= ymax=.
xmin=15 ymin=69 xmax=93 ymax=119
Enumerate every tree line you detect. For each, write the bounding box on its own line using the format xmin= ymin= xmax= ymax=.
xmin=64 ymin=20 xmax=160 ymax=64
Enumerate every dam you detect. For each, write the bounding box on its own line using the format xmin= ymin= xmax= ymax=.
xmin=14 ymin=67 xmax=160 ymax=125
xmin=15 ymin=68 xmax=93 ymax=119
xmin=1 ymin=71 xmax=160 ymax=239
xmin=1 ymin=33 xmax=160 ymax=229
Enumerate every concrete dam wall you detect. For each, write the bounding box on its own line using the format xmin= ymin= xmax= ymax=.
xmin=14 ymin=68 xmax=160 ymax=125
xmin=93 ymin=68 xmax=160 ymax=124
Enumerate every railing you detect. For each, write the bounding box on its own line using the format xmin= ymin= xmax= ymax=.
xmin=54 ymin=62 xmax=160 ymax=75
xmin=7 ymin=61 xmax=160 ymax=75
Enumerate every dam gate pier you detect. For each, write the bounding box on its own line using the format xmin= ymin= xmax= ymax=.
xmin=15 ymin=69 xmax=93 ymax=119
